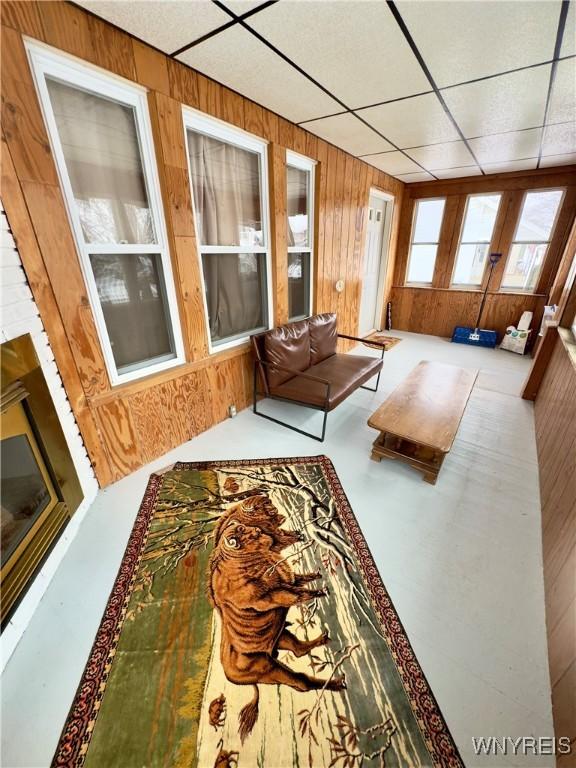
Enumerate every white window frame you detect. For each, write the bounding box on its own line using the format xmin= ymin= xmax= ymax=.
xmin=500 ymin=188 xmax=565 ymax=294
xmin=182 ymin=108 xmax=272 ymax=353
xmin=451 ymin=192 xmax=502 ymax=289
xmin=406 ymin=197 xmax=446 ymax=286
xmin=286 ymin=150 xmax=316 ymax=321
xmin=25 ymin=39 xmax=185 ymax=386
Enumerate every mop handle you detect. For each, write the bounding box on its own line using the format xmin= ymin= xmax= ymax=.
xmin=475 ymin=253 xmax=502 ymax=330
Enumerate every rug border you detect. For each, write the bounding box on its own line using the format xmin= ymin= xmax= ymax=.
xmin=51 ymin=456 xmax=463 ymax=768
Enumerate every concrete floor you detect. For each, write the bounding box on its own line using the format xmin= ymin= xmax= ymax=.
xmin=0 ymin=332 xmax=554 ymax=767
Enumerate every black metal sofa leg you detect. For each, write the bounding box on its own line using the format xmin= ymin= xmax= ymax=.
xmin=253 ymin=364 xmax=328 ymax=442
xmin=360 ymin=348 xmax=385 ymax=393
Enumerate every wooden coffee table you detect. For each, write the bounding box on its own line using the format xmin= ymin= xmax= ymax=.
xmin=368 ymin=361 xmax=478 ymax=484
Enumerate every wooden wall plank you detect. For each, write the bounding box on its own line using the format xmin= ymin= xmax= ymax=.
xmin=19 ymin=180 xmax=110 ymax=395
xmin=173 ymin=236 xmax=209 ymax=360
xmin=534 ymin=332 xmax=576 ymax=753
xmin=94 ymin=399 xmax=141 ymax=479
xmin=1 ymin=135 xmax=114 ymax=486
xmin=432 ymin=195 xmax=463 ymax=289
xmin=132 ymin=40 xmax=170 ymax=96
xmin=1 ymin=27 xmax=59 ymax=186
xmin=268 ymin=143 xmax=288 ymax=325
xmin=1 ymin=0 xmax=44 ymax=37
xmin=408 ymin=166 xmax=576 ymax=198
xmin=389 ymin=286 xmax=547 ymax=340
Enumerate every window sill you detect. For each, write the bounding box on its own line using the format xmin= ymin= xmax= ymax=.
xmin=395 ymin=285 xmax=546 ymax=298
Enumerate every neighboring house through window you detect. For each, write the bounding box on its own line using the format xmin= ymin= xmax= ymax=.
xmin=451 ymin=193 xmax=502 ymax=287
xmin=184 ymin=110 xmax=271 ymax=350
xmin=27 ymin=41 xmax=184 ymax=385
xmin=501 ymin=189 xmax=564 ymax=292
xmin=286 ymin=151 xmax=315 ymax=320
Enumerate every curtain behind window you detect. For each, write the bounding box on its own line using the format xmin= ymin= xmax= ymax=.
xmin=47 ymin=78 xmax=154 ymax=244
xmin=188 ymin=131 xmax=266 ymax=342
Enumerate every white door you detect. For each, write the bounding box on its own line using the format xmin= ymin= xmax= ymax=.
xmin=359 ymin=194 xmax=388 ymax=336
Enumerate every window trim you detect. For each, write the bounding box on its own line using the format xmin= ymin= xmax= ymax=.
xmin=450 ymin=192 xmax=502 ymax=289
xmin=181 ymin=107 xmax=273 ymax=353
xmin=500 ymin=187 xmax=566 ymax=294
xmin=25 ymin=39 xmax=185 ymax=386
xmin=405 ymin=197 xmax=446 ymax=286
xmin=286 ymin=150 xmax=316 ymax=321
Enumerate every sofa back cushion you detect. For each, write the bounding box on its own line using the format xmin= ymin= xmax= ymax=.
xmin=264 ymin=319 xmax=311 ymax=388
xmin=309 ymin=313 xmax=338 ymax=365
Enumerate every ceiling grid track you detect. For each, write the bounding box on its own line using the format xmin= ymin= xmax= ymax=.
xmin=73 ymin=0 xmax=576 ymax=181
xmin=208 ymin=0 xmax=441 ymax=180
xmin=385 ymin=0 xmax=485 ymax=176
xmin=536 ymin=0 xmax=571 ymax=168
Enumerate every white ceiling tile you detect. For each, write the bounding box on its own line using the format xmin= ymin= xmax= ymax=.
xmin=397 ymin=1 xmax=561 ymax=88
xmin=397 ymin=172 xmax=436 ymax=183
xmin=407 ymin=141 xmax=475 ymax=170
xmin=357 ymin=93 xmax=460 ymax=148
xmin=482 ymin=158 xmax=538 ymax=174
xmin=303 ymin=113 xmax=394 ymax=156
xmin=247 ymin=1 xmax=430 ymax=109
xmin=542 ymin=121 xmax=576 ymax=156
xmin=178 ymin=25 xmax=342 ymax=122
xmin=469 ymin=128 xmax=543 ymax=163
xmin=365 ymin=152 xmax=423 ymax=175
xmin=547 ymin=58 xmax=576 ymax=124
xmin=433 ymin=167 xmax=482 ymax=180
xmin=443 ymin=65 xmax=551 ymax=137
xmin=539 ymin=152 xmax=576 ymax=167
xmin=75 ymin=0 xmax=229 ymax=53
xmin=561 ymin=1 xmax=575 ymax=57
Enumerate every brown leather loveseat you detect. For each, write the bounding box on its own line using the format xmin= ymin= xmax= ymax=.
xmin=251 ymin=313 xmax=385 ymax=440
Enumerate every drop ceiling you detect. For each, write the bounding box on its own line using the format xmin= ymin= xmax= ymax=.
xmin=75 ymin=0 xmax=576 ymax=183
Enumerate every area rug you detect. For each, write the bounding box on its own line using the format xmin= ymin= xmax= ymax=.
xmin=362 ymin=332 xmax=402 ymax=352
xmin=52 ymin=457 xmax=462 ymax=768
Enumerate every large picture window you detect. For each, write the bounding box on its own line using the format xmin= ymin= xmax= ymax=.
xmin=286 ymin=151 xmax=315 ymax=321
xmin=501 ymin=189 xmax=564 ymax=292
xmin=452 ymin=193 xmax=502 ymax=287
xmin=27 ymin=42 xmax=184 ymax=385
xmin=406 ymin=198 xmax=446 ymax=285
xmin=184 ymin=111 xmax=271 ymax=349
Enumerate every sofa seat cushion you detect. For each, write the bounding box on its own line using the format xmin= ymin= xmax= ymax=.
xmin=269 ymin=353 xmax=382 ymax=411
xmin=264 ymin=319 xmax=311 ymax=388
xmin=309 ymin=313 xmax=337 ymax=365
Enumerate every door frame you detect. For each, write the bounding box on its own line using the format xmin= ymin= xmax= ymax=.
xmin=363 ymin=187 xmax=395 ymax=332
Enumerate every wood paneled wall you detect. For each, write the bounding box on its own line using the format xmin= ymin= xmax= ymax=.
xmin=1 ymin=0 xmax=403 ymax=485
xmin=391 ymin=169 xmax=576 ymax=341
xmin=533 ymin=328 xmax=576 ymax=763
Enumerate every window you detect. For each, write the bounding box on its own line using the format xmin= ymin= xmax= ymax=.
xmin=27 ymin=42 xmax=184 ymax=385
xmin=183 ymin=110 xmax=271 ymax=349
xmin=406 ymin=198 xmax=446 ymax=284
xmin=452 ymin=193 xmax=502 ymax=287
xmin=501 ymin=189 xmax=564 ymax=292
xmin=287 ymin=151 xmax=315 ymax=320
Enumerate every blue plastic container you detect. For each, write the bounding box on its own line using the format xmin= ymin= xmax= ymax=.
xmin=451 ymin=326 xmax=498 ymax=348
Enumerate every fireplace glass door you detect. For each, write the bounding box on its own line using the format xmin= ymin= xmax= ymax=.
xmin=1 ymin=402 xmax=58 ymax=568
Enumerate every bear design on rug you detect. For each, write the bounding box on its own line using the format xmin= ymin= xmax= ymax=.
xmin=209 ymin=501 xmax=346 ymax=743
xmin=214 ymin=494 xmax=303 ymax=553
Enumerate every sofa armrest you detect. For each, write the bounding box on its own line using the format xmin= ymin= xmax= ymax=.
xmin=254 ymin=359 xmax=331 ymax=407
